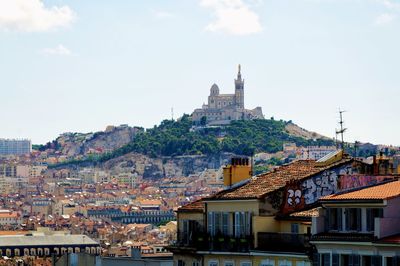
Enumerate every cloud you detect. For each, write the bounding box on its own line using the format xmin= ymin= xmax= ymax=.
xmin=379 ymin=0 xmax=400 ymax=9
xmin=0 ymin=0 xmax=76 ymax=32
xmin=40 ymin=44 xmax=73 ymax=56
xmin=374 ymin=13 xmax=396 ymax=25
xmin=200 ymin=0 xmax=263 ymax=35
xmin=153 ymin=10 xmax=174 ymax=19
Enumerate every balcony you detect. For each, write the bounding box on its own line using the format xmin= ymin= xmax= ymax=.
xmin=171 ymin=232 xmax=253 ymax=253
xmin=257 ymin=233 xmax=311 ymax=254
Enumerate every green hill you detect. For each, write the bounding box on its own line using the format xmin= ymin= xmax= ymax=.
xmin=50 ymin=115 xmax=333 ymax=168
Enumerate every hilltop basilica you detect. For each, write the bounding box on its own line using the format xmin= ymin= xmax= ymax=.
xmin=191 ymin=65 xmax=264 ymax=125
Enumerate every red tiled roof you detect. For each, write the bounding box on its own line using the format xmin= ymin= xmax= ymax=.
xmin=178 ymin=200 xmax=205 ymax=212
xmin=209 ymin=159 xmax=352 ymax=200
xmin=321 ymin=180 xmax=400 ymax=201
xmin=289 ymin=208 xmax=319 ymax=218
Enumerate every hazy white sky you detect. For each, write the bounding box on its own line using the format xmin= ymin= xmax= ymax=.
xmin=0 ymin=0 xmax=399 ymax=145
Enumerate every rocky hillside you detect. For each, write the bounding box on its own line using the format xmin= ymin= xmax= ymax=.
xmin=37 ymin=125 xmax=143 ymax=157
xmin=46 ymin=116 xmax=334 ymax=171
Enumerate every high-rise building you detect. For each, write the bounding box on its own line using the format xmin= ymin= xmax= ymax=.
xmin=0 ymin=138 xmax=31 ymax=155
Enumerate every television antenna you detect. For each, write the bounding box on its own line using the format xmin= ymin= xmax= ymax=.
xmin=335 ymin=109 xmax=347 ymax=150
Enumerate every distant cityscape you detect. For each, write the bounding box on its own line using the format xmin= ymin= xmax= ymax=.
xmin=1 ymin=68 xmax=400 ymax=266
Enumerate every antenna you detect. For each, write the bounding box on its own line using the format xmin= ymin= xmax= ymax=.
xmin=335 ymin=109 xmax=347 ymax=150
xmin=171 ymin=107 xmax=174 ymax=121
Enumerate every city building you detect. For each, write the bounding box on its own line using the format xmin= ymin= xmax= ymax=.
xmin=191 ymin=65 xmax=264 ymax=125
xmin=0 ymin=210 xmax=22 ymax=226
xmin=170 ymin=151 xmax=375 ymax=266
xmin=0 ymin=138 xmax=31 ymax=156
xmin=0 ymin=233 xmax=100 ymax=257
xmin=311 ymin=180 xmax=400 ymax=265
xmin=300 ymin=146 xmax=338 ymax=161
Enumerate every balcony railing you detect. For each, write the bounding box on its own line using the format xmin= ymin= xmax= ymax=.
xmin=174 ymin=232 xmax=253 ymax=252
xmin=257 ymin=232 xmax=311 ymax=253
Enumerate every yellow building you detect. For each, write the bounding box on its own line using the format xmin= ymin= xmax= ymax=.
xmin=170 ymin=153 xmax=371 ymax=266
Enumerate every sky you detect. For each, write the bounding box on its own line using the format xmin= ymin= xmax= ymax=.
xmin=0 ymin=0 xmax=399 ymax=145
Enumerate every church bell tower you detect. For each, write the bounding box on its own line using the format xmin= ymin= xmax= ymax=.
xmin=235 ymin=64 xmax=244 ymax=109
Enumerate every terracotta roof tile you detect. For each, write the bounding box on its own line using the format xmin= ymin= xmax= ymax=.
xmin=178 ymin=200 xmax=205 ymax=212
xmin=289 ymin=208 xmax=319 ymax=218
xmin=210 ymin=159 xmax=352 ymax=200
xmin=321 ymin=180 xmax=400 ymax=201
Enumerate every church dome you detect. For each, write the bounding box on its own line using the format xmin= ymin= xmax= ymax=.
xmin=210 ymin=83 xmax=219 ymax=95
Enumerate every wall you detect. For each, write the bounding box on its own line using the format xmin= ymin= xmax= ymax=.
xmin=279 ymin=163 xmax=385 ymax=214
xmin=339 ymin=175 xmax=394 ymax=191
xmin=207 ymin=200 xmax=259 ymax=215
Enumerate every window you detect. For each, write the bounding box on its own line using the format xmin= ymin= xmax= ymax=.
xmin=224 ymin=261 xmax=234 ymax=266
xmin=234 ymin=212 xmax=251 ymax=237
xmin=278 ymin=260 xmax=292 ymax=266
xmin=193 ymin=261 xmax=200 ymax=266
xmin=178 ymin=261 xmax=186 ymax=266
xmin=291 ymin=223 xmax=299 ymax=234
xmin=321 ymin=254 xmax=330 ymax=266
xmin=366 ymin=208 xmax=383 ymax=231
xmin=386 ymin=257 xmax=394 ymax=266
xmin=327 ymin=208 xmax=342 ymax=231
xmin=208 ymin=212 xmax=230 ymax=236
xmin=240 ymin=261 xmax=251 ymax=266
xmin=340 ymin=255 xmax=349 ymax=266
xmin=260 ymin=259 xmax=275 ymax=266
xmin=345 ymin=208 xmax=361 ymax=231
xmin=361 ymin=256 xmax=371 ymax=266
xmin=209 ymin=261 xmax=218 ymax=266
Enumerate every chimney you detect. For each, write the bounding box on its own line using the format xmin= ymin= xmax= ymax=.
xmin=223 ymin=157 xmax=252 ymax=187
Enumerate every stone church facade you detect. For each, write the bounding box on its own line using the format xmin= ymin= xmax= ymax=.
xmin=192 ymin=65 xmax=264 ymax=125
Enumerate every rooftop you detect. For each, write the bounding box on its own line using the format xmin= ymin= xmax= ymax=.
xmin=208 ymin=158 xmax=352 ymax=200
xmin=0 ymin=234 xmax=99 ymax=247
xmin=178 ymin=200 xmax=204 ymax=213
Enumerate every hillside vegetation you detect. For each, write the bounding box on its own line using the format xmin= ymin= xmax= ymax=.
xmin=50 ymin=115 xmax=333 ymax=168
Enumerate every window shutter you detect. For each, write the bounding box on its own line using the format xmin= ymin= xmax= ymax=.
xmin=208 ymin=212 xmax=215 ymax=236
xmin=345 ymin=208 xmax=350 ymax=231
xmin=356 ymin=209 xmax=362 ymax=231
xmin=215 ymin=212 xmax=221 ymax=234
xmin=332 ymin=254 xmax=339 ymax=266
xmin=222 ymin=212 xmax=229 ymax=236
xmin=337 ymin=209 xmax=343 ymax=231
xmin=234 ymin=212 xmax=240 ymax=237
xmin=312 ymin=253 xmax=320 ymax=266
xmin=240 ymin=212 xmax=245 ymax=237
xmin=246 ymin=212 xmax=251 ymax=235
xmin=182 ymin=220 xmax=189 ymax=244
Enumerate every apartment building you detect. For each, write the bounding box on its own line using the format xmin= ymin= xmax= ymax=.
xmin=170 ymin=151 xmax=374 ymax=266
xmin=0 ymin=139 xmax=31 ymax=155
xmin=311 ymin=180 xmax=400 ymax=266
